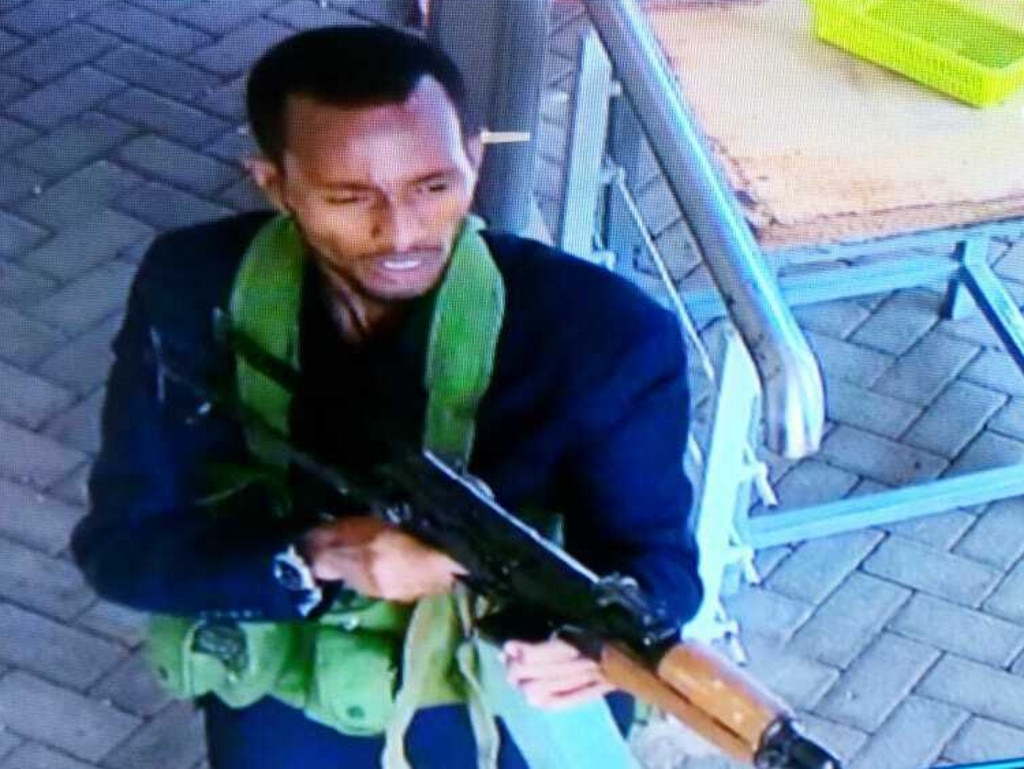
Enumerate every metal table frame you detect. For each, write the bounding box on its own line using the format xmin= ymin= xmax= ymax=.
xmin=562 ymin=0 xmax=1024 ymax=639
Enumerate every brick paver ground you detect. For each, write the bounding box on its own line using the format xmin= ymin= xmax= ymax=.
xmin=2 ymin=2 xmax=1024 ymax=768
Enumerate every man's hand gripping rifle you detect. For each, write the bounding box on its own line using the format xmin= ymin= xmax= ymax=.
xmin=153 ymin=316 xmax=841 ymax=769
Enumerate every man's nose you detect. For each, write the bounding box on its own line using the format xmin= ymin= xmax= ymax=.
xmin=376 ymin=203 xmax=421 ymax=253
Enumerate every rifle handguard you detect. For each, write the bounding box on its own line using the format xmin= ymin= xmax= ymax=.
xmin=656 ymin=643 xmax=787 ymax=746
xmin=600 ymin=642 xmax=841 ymax=769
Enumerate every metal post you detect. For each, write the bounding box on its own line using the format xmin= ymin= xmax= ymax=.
xmin=685 ymin=324 xmax=760 ymax=647
xmin=427 ymin=0 xmax=549 ymax=234
xmin=580 ymin=0 xmax=825 ymax=460
xmin=603 ymin=66 xmax=648 ymax=267
xmin=476 ymin=639 xmax=641 ymax=769
xmin=558 ymin=29 xmax=614 ymax=261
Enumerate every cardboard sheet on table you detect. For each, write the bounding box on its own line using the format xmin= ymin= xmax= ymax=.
xmin=646 ymin=0 xmax=1024 ymax=249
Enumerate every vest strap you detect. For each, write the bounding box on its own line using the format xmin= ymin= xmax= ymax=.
xmin=229 ymin=215 xmax=304 ymax=466
xmin=229 ymin=214 xmax=506 ymax=766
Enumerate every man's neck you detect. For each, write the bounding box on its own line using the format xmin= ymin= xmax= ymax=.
xmin=318 ymin=275 xmax=408 ymax=345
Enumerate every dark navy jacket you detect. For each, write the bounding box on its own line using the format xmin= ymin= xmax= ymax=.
xmin=72 ymin=212 xmax=702 ymax=626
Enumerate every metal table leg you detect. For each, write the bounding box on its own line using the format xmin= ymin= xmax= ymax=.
xmin=960 ymin=236 xmax=1024 ymax=370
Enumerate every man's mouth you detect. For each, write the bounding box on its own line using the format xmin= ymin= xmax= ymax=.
xmin=381 ymin=257 xmax=425 ymax=272
xmin=372 ymin=249 xmax=443 ymax=275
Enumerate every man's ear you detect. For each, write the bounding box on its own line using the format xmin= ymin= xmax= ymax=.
xmin=245 ymin=157 xmax=288 ymax=212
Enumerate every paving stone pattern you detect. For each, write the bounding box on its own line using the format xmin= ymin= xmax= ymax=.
xmin=2 ymin=1 xmax=1024 ymax=767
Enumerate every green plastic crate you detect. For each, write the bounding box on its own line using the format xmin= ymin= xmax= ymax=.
xmin=807 ymin=0 xmax=1024 ymax=106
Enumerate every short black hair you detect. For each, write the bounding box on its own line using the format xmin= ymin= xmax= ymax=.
xmin=246 ymin=25 xmax=480 ymax=164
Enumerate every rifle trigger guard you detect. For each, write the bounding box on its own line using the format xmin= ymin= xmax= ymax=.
xmin=553 ymin=624 xmax=603 ymax=661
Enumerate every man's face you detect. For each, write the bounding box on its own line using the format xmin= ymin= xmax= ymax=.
xmin=253 ymin=77 xmax=481 ymax=303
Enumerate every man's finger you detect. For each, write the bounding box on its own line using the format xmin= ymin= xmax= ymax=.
xmin=511 ymin=662 xmax=607 ymax=693
xmin=521 ymin=679 xmax=617 ymax=710
xmin=503 ymin=638 xmax=583 ymax=665
xmin=438 ymin=554 xmax=469 ymax=576
xmin=506 ymin=655 xmax=603 ymax=685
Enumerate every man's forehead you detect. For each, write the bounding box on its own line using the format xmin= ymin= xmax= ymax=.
xmin=277 ymin=79 xmax=472 ymax=185
xmin=283 ymin=78 xmax=461 ymax=141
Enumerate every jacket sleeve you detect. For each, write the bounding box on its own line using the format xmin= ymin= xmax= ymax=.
xmin=71 ymin=234 xmax=311 ymax=622
xmin=556 ymin=306 xmax=703 ymax=626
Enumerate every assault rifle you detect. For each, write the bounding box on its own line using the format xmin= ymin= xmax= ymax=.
xmin=152 ymin=318 xmax=841 ymax=769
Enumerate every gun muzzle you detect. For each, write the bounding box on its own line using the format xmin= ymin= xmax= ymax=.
xmin=756 ymin=718 xmax=842 ymax=769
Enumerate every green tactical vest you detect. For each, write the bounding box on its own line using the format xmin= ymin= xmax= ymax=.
xmin=147 ymin=214 xmax=508 ymax=747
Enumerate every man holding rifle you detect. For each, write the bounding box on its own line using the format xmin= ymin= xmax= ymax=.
xmin=73 ymin=25 xmax=703 ymax=768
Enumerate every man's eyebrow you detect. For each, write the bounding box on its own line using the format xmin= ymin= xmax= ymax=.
xmin=316 ymin=180 xmax=375 ymax=191
xmin=411 ymin=170 xmax=459 ymax=184
xmin=316 ymin=170 xmax=459 ymax=190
